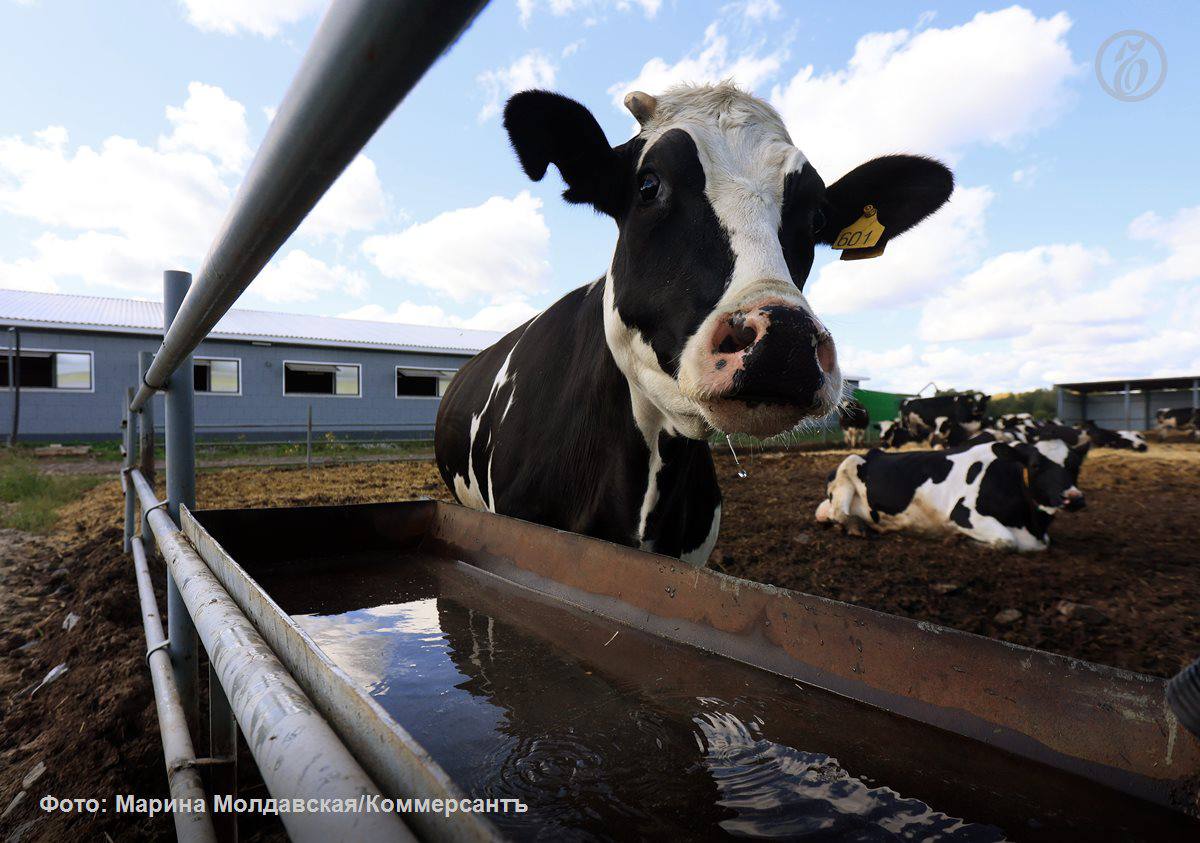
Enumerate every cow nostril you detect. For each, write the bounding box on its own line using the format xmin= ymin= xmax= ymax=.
xmin=715 ymin=318 xmax=759 ymax=354
xmin=815 ymin=332 xmax=836 ymax=374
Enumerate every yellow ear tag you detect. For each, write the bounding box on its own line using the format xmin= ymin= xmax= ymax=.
xmin=834 ymin=205 xmax=886 ymax=261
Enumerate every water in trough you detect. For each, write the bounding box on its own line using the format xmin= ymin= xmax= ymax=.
xmin=269 ymin=553 xmax=1192 ymax=841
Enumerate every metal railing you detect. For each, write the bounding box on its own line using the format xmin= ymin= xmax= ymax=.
xmin=119 ymin=1 xmax=489 ymax=839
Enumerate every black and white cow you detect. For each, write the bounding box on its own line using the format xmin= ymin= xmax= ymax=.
xmin=838 ymin=399 xmax=870 ymax=449
xmin=929 ymin=415 xmax=971 ymax=449
xmin=1078 ymin=420 xmax=1148 ymax=451
xmin=815 ymin=441 xmax=1085 ymax=552
xmin=435 ymin=85 xmax=953 ymax=564
xmin=878 ymin=419 xmax=925 ymax=449
xmin=1156 ymin=407 xmax=1199 ymax=440
xmin=900 ymin=392 xmax=989 ymax=436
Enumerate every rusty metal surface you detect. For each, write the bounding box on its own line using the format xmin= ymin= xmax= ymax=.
xmin=183 ymin=503 xmax=503 ymax=843
xmin=420 ymin=502 xmax=1200 ymax=816
xmin=189 ymin=498 xmax=1200 ymax=819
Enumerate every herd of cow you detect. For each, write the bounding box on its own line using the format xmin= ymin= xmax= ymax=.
xmin=823 ymin=393 xmax=1195 ymax=551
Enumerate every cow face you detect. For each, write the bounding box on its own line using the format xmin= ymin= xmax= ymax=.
xmin=1000 ymin=444 xmax=1085 ymax=512
xmin=503 ymin=86 xmax=952 ymax=438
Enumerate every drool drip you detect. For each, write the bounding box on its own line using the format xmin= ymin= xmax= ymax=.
xmin=725 ymin=434 xmax=749 ymax=479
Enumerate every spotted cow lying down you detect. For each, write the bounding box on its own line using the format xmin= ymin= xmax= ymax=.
xmin=815 ymin=440 xmax=1087 ymax=552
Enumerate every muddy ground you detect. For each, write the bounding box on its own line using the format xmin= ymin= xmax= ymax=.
xmin=713 ymin=443 xmax=1200 ymax=678
xmin=2 ymin=448 xmax=1197 ymax=839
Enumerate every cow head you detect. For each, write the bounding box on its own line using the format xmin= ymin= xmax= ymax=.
xmin=998 ymin=443 xmax=1085 ymax=512
xmin=504 ymin=85 xmax=952 ymax=438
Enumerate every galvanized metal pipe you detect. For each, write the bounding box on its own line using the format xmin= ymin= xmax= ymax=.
xmin=129 ymin=469 xmax=415 ymax=841
xmin=123 ymin=387 xmax=136 ymax=553
xmin=164 ymin=270 xmax=200 ymax=736
xmin=132 ymin=536 xmax=219 ymax=843
xmin=129 ymin=0 xmax=487 ymax=413
xmin=138 ymin=350 xmax=157 ymax=486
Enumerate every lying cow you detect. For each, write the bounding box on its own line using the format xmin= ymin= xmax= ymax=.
xmin=1156 ymin=407 xmax=1199 ymax=440
xmin=435 ymin=84 xmax=952 ymax=563
xmin=815 ymin=441 xmax=1085 ymax=552
xmin=1078 ymin=420 xmax=1148 ymax=451
xmin=839 ymin=399 xmax=870 ymax=449
xmin=929 ymin=415 xmax=971 ymax=449
xmin=878 ymin=419 xmax=927 ymax=449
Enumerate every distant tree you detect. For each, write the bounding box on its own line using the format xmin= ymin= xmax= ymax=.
xmin=989 ymin=389 xmax=1057 ymax=419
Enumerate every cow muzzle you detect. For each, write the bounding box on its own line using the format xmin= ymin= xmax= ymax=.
xmin=1061 ymin=487 xmax=1086 ymax=511
xmin=685 ymin=296 xmax=841 ymax=437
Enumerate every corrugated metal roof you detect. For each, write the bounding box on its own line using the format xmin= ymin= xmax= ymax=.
xmin=0 ymin=289 xmax=503 ymax=355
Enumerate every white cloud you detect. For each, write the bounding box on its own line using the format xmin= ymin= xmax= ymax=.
xmin=610 ymin=21 xmax=786 ymax=112
xmin=248 ymin=249 xmax=366 ymax=303
xmin=298 ymin=154 xmax=388 ymax=238
xmin=518 ymin=0 xmax=660 ymax=26
xmin=806 ymin=185 xmax=993 ymax=316
xmin=180 ymin=0 xmax=326 ymax=37
xmin=477 ymin=51 xmax=558 ymax=122
xmin=341 ymin=299 xmax=538 ymax=332
xmin=159 ymin=81 xmax=251 ymax=173
xmin=1011 ymin=164 xmax=1039 ymax=186
xmin=0 ymin=107 xmax=231 ymax=268
xmin=362 ymin=191 xmax=550 ymax=303
xmin=770 ymin=7 xmax=1079 ymax=178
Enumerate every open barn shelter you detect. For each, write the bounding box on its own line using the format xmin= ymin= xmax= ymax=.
xmin=0 ymin=289 xmax=499 ymax=442
xmin=1055 ymin=375 xmax=1200 ymax=431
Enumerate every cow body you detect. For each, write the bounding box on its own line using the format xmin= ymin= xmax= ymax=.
xmin=839 ymin=399 xmax=870 ymax=449
xmin=436 ymin=84 xmax=951 ymax=562
xmin=1156 ymin=407 xmax=1199 ymax=440
xmin=901 ymin=393 xmax=989 ymax=435
xmin=816 ymin=442 xmax=1085 ymax=551
xmin=1079 ymin=421 xmax=1148 ymax=451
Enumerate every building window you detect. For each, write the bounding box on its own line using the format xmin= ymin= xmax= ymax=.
xmin=0 ymin=350 xmax=92 ymax=391
xmin=284 ymin=361 xmax=360 ymax=397
xmin=194 ymin=358 xmax=240 ymax=394
xmin=396 ymin=367 xmax=455 ymax=397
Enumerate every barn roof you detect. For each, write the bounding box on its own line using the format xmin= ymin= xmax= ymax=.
xmin=0 ymin=289 xmax=502 ymax=355
xmin=1055 ymin=375 xmax=1200 ymax=393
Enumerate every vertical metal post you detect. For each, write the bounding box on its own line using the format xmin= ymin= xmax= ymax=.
xmin=1080 ymin=391 xmax=1088 ymax=423
xmin=164 ymin=270 xmax=199 ymax=735
xmin=1143 ymin=389 xmax=1151 ymax=432
xmin=139 ymin=351 xmax=156 ymax=486
xmin=8 ymin=327 xmax=20 ymax=447
xmin=1124 ymin=381 xmax=1132 ymax=430
xmin=209 ymin=664 xmax=237 ymax=843
xmin=1056 ymin=386 xmax=1064 ymax=422
xmin=123 ymin=388 xmax=136 ymax=553
xmin=306 ymin=404 xmax=313 ymax=468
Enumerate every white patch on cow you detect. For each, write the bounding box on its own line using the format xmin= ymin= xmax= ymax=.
xmin=603 ymin=271 xmax=710 ymax=439
xmin=1118 ymin=430 xmax=1148 ymax=450
xmin=682 ymin=502 xmax=721 ymax=568
xmin=1034 ymin=438 xmax=1069 ymax=467
xmin=636 ymin=432 xmax=664 ymax=551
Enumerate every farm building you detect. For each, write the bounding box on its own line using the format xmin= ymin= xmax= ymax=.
xmin=0 ymin=289 xmax=501 ymax=442
xmin=1055 ymin=376 xmax=1200 ymax=431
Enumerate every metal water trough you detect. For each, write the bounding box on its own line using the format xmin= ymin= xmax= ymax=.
xmin=182 ymin=498 xmax=1200 ymax=840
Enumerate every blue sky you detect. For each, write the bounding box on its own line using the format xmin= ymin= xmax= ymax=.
xmin=0 ymin=0 xmax=1196 ymax=392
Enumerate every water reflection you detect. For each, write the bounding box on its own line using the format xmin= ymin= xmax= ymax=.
xmin=293 ymin=561 xmax=1004 ymax=841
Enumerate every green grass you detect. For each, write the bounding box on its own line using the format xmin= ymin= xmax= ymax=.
xmin=0 ymin=451 xmax=103 ymax=533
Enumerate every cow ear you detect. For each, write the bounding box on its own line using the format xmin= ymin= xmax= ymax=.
xmin=504 ymin=91 xmax=624 ymax=216
xmin=817 ymin=155 xmax=953 ymax=247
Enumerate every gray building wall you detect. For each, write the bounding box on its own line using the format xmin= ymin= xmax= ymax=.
xmin=0 ymin=328 xmax=475 ymax=441
xmin=1057 ymin=386 xmax=1200 ymax=430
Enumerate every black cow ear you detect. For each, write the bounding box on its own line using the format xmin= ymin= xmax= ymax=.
xmin=503 ymin=90 xmax=624 ymax=216
xmin=817 ymin=155 xmax=953 ymax=247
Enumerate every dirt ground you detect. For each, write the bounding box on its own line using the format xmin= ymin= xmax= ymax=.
xmin=2 ymin=448 xmax=1197 ymax=839
xmin=712 ymin=443 xmax=1200 ymax=678
xmin=0 ymin=461 xmax=451 ymax=842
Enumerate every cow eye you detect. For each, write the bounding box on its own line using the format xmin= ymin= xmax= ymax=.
xmin=811 ymin=208 xmax=826 ymax=235
xmin=638 ymin=172 xmax=660 ymax=203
